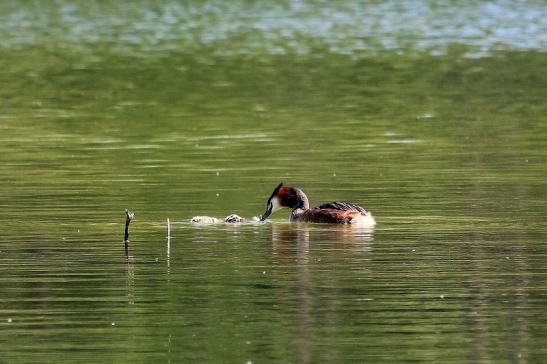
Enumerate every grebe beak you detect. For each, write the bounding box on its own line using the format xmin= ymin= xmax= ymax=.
xmin=260 ymin=196 xmax=281 ymax=221
xmin=260 ymin=202 xmax=273 ymax=221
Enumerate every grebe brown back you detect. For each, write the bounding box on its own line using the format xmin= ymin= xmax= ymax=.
xmin=260 ymin=183 xmax=376 ymax=226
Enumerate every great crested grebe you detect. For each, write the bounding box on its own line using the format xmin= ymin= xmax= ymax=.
xmin=260 ymin=183 xmax=376 ymax=226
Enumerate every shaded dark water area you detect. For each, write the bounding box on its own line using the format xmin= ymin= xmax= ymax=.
xmin=1 ymin=1 xmax=547 ymax=363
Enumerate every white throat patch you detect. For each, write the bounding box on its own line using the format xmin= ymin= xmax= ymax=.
xmin=270 ymin=196 xmax=281 ymax=213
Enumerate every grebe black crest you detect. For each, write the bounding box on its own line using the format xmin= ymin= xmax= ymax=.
xmin=260 ymin=182 xmax=376 ymax=226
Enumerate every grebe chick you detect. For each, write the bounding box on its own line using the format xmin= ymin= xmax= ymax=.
xmin=260 ymin=183 xmax=376 ymax=226
xmin=191 ymin=214 xmax=245 ymax=224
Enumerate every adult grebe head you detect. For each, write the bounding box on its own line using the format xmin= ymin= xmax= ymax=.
xmin=260 ymin=183 xmax=309 ymax=221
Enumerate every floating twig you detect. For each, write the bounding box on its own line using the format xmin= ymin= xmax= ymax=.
xmin=167 ymin=218 xmax=171 ymax=257
xmin=124 ymin=209 xmax=135 ymax=258
xmin=167 ymin=218 xmax=171 ymax=270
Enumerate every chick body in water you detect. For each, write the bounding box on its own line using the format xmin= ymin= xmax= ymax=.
xmin=191 ymin=214 xmax=245 ymax=224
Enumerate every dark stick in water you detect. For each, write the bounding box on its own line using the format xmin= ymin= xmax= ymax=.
xmin=124 ymin=209 xmax=135 ymax=258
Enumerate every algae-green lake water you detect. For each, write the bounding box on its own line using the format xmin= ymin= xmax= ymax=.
xmin=1 ymin=1 xmax=546 ymax=363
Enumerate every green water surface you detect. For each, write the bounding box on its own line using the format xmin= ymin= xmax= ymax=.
xmin=1 ymin=1 xmax=546 ymax=363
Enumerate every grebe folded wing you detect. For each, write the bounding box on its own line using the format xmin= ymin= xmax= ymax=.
xmin=313 ymin=201 xmax=368 ymax=213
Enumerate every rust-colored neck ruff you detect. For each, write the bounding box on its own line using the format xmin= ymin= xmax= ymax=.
xmin=278 ymin=187 xmax=310 ymax=210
